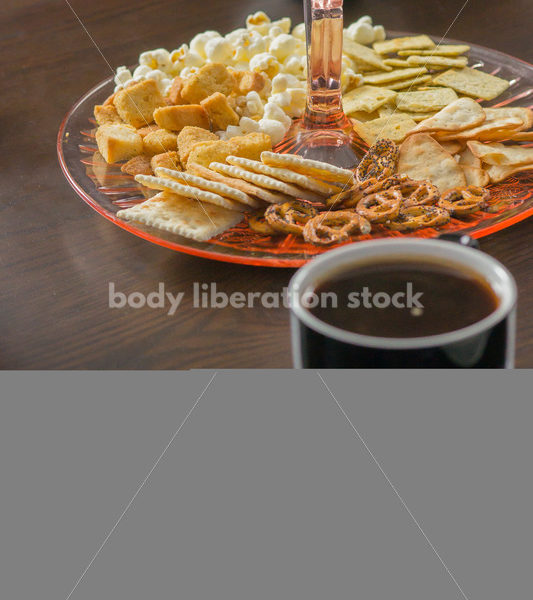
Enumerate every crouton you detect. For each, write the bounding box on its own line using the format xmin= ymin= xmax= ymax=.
xmin=177 ymin=126 xmax=218 ymax=165
xmin=200 ymin=92 xmax=240 ymax=130
xmin=153 ymin=105 xmax=210 ymax=131
xmin=95 ymin=124 xmax=144 ymax=164
xmin=186 ymin=140 xmax=236 ymax=168
xmin=136 ymin=124 xmax=161 ymax=138
xmin=181 ymin=63 xmax=236 ymax=104
xmin=150 ymin=151 xmax=183 ymax=172
xmin=142 ymin=129 xmax=178 ymax=156
xmin=167 ymin=76 xmax=186 ymax=105
xmin=113 ymin=80 xmax=165 ymax=128
xmin=228 ymin=132 xmax=272 ymax=160
xmin=121 ymin=155 xmax=153 ymax=176
xmin=233 ymin=70 xmax=269 ymax=95
xmin=94 ymin=104 xmax=123 ymax=126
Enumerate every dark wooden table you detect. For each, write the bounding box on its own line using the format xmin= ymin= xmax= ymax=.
xmin=2 ymin=0 xmax=533 ymax=369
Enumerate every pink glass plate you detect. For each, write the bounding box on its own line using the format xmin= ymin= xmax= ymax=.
xmin=58 ymin=33 xmax=533 ymax=267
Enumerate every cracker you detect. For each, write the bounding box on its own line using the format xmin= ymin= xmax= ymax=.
xmin=398 ymin=133 xmax=466 ymax=192
xmin=261 ymin=151 xmax=355 ymax=185
xmin=406 ymin=55 xmax=468 ymax=68
xmin=155 ymin=167 xmax=257 ymax=206
xmin=433 ymin=67 xmax=510 ymax=101
xmin=398 ymin=45 xmax=470 ymax=57
xmin=377 ymin=74 xmax=432 ymax=91
xmin=462 ymin=165 xmax=490 ymax=187
xmin=383 ymin=58 xmax=411 ymax=68
xmin=440 ymin=141 xmax=465 ymax=155
xmin=352 ymin=114 xmax=417 ymax=145
xmin=209 ymin=162 xmax=319 ymax=201
xmin=134 ymin=174 xmax=247 ymax=212
xmin=378 ymin=105 xmax=438 ymax=122
xmin=364 ymin=67 xmax=428 ymax=86
xmin=467 ymin=141 xmax=533 ymax=166
xmin=116 ymin=191 xmax=243 ymax=242
xmin=508 ymin=131 xmax=533 ymax=142
xmin=436 ymin=109 xmax=525 ymax=142
xmin=456 ymin=146 xmax=482 ymax=168
xmin=395 ymin=87 xmax=458 ymax=112
xmin=486 ymin=164 xmax=533 ymax=183
xmin=225 ymin=156 xmax=340 ymax=196
xmin=343 ymin=39 xmax=392 ymax=72
xmin=342 ymin=85 xmax=397 ymax=114
xmin=410 ymin=97 xmax=486 ymax=135
xmin=373 ymin=35 xmax=436 ymax=55
xmin=348 ymin=110 xmax=381 ymax=122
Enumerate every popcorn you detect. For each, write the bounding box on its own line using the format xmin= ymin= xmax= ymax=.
xmin=139 ymin=49 xmax=172 ymax=73
xmin=345 ymin=16 xmax=386 ymax=46
xmin=114 ymin=66 xmax=133 ymax=91
xmin=232 ymin=32 xmax=267 ymax=63
xmin=263 ymin=102 xmax=292 ymax=128
xmin=246 ymin=11 xmax=271 ymax=35
xmin=282 ymin=56 xmax=305 ymax=77
xmin=170 ymin=44 xmax=205 ymax=71
xmin=239 ymin=116 xmax=261 ymax=134
xmin=257 ymin=118 xmax=287 ymax=145
xmin=272 ymin=18 xmax=291 ymax=35
xmin=291 ymin=23 xmax=306 ymax=41
xmin=269 ymin=33 xmax=299 ymax=62
xmin=225 ymin=28 xmax=248 ymax=46
xmin=249 ymin=52 xmax=281 ymax=79
xmin=179 ymin=66 xmax=200 ymax=79
xmin=205 ymin=37 xmax=234 ymax=63
xmin=244 ymin=91 xmax=264 ymax=118
xmin=189 ymin=31 xmax=220 ymax=58
xmin=226 ymin=125 xmax=243 ymax=138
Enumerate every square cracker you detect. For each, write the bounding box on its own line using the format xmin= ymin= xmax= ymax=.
xmin=398 ymin=45 xmax=471 ymax=57
xmin=406 ymin=55 xmax=468 ymax=68
xmin=364 ymin=67 xmax=427 ymax=86
xmin=409 ymin=97 xmax=486 ymax=135
xmin=116 ymin=191 xmax=243 ymax=241
xmin=373 ymin=35 xmax=435 ymax=55
xmin=398 ymin=133 xmax=466 ymax=192
xmin=342 ymin=85 xmax=397 ymax=114
xmin=433 ymin=67 xmax=510 ymax=101
xmin=378 ymin=74 xmax=432 ymax=91
xmin=343 ymin=39 xmax=392 ymax=72
xmin=352 ymin=114 xmax=417 ymax=145
xmin=396 ymin=87 xmax=458 ymax=112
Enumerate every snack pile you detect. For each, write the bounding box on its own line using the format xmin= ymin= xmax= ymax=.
xmin=89 ymin=14 xmax=533 ymax=247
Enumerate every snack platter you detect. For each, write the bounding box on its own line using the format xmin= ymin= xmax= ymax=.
xmin=58 ymin=21 xmax=533 ymax=267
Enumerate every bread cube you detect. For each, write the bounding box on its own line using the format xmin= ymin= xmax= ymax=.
xmin=186 ymin=140 xmax=236 ymax=168
xmin=151 ymin=151 xmax=183 ymax=172
xmin=234 ymin=71 xmax=269 ymax=95
xmin=95 ymin=124 xmax=144 ymax=164
xmin=94 ymin=104 xmax=123 ymax=126
xmin=177 ymin=126 xmax=218 ymax=165
xmin=136 ymin=124 xmax=161 ymax=138
xmin=142 ymin=129 xmax=178 ymax=156
xmin=181 ymin=63 xmax=236 ymax=104
xmin=167 ymin=76 xmax=186 ymax=105
xmin=200 ymin=92 xmax=239 ymax=130
xmin=153 ymin=105 xmax=210 ymax=131
xmin=121 ymin=155 xmax=153 ymax=176
xmin=228 ymin=132 xmax=272 ymax=160
xmin=113 ymin=80 xmax=165 ymax=128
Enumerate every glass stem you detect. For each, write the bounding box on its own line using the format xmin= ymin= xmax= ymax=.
xmin=304 ymin=0 xmax=345 ymax=124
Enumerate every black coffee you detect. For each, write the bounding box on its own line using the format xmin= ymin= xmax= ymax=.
xmin=308 ymin=257 xmax=499 ymax=338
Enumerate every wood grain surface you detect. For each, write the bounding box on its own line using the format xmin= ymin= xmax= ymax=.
xmin=1 ymin=0 xmax=533 ymax=369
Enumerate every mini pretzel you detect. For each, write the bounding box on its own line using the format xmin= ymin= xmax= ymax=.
xmin=325 ymin=178 xmax=379 ymax=209
xmin=386 ymin=205 xmax=451 ymax=231
xmin=265 ymin=199 xmax=318 ymax=236
xmin=303 ymin=211 xmax=372 ymax=245
xmin=399 ymin=179 xmax=440 ymax=207
xmin=356 ymin=140 xmax=400 ymax=183
xmin=438 ymin=186 xmax=490 ymax=216
xmin=356 ymin=188 xmax=403 ymax=223
xmin=248 ymin=210 xmax=279 ymax=235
